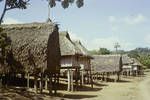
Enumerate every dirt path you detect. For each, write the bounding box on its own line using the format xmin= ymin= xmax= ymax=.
xmin=138 ymin=71 xmax=150 ymax=100
xmin=84 ymin=71 xmax=150 ymax=100
xmin=0 ymin=71 xmax=150 ymax=100
xmin=62 ymin=72 xmax=148 ymax=100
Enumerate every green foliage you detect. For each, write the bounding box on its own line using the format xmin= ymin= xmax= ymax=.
xmin=89 ymin=48 xmax=111 ymax=55
xmin=128 ymin=50 xmax=140 ymax=59
xmin=0 ymin=0 xmax=30 ymax=24
xmin=128 ymin=47 xmax=150 ymax=69
xmin=98 ymin=48 xmax=110 ymax=55
xmin=48 ymin=0 xmax=84 ymax=9
xmin=138 ymin=55 xmax=150 ymax=68
xmin=5 ymin=0 xmax=29 ymax=10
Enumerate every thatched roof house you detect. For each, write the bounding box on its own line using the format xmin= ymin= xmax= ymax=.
xmin=73 ymin=41 xmax=93 ymax=70
xmin=91 ymin=55 xmax=122 ymax=73
xmin=59 ymin=31 xmax=92 ymax=69
xmin=59 ymin=31 xmax=82 ymax=68
xmin=2 ymin=22 xmax=61 ymax=74
xmin=132 ymin=58 xmax=143 ymax=70
xmin=122 ymin=55 xmax=133 ymax=65
xmin=122 ymin=55 xmax=133 ymax=71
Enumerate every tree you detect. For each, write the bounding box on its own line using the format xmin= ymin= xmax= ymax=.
xmin=48 ymin=0 xmax=84 ymax=8
xmin=98 ymin=48 xmax=110 ymax=55
xmin=128 ymin=47 xmax=150 ymax=69
xmin=0 ymin=0 xmax=30 ymax=25
xmin=0 ymin=0 xmax=84 ymax=24
xmin=89 ymin=48 xmax=111 ymax=55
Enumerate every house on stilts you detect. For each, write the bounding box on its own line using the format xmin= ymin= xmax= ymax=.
xmin=122 ymin=55 xmax=143 ymax=76
xmin=59 ymin=31 xmax=93 ymax=91
xmin=91 ymin=55 xmax=122 ymax=82
xmin=2 ymin=22 xmax=61 ymax=94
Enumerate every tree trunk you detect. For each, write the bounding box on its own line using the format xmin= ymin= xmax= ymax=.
xmin=0 ymin=0 xmax=7 ymax=25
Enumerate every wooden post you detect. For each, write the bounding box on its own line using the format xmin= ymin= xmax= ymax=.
xmin=45 ymin=75 xmax=48 ymax=90
xmin=71 ymin=70 xmax=74 ymax=91
xmin=27 ymin=73 xmax=30 ymax=89
xmin=54 ymin=73 xmax=57 ymax=95
xmin=81 ymin=70 xmax=84 ymax=85
xmin=0 ymin=74 xmax=2 ymax=88
xmin=116 ymin=72 xmax=120 ymax=82
xmin=56 ymin=73 xmax=60 ymax=92
xmin=34 ymin=75 xmax=38 ymax=93
xmin=90 ymin=69 xmax=93 ymax=88
xmin=48 ymin=74 xmax=52 ymax=95
xmin=40 ymin=73 xmax=43 ymax=93
xmin=67 ymin=69 xmax=71 ymax=91
xmin=102 ymin=73 xmax=105 ymax=81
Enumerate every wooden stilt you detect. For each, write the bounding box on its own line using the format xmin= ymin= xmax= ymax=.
xmin=90 ymin=69 xmax=93 ymax=88
xmin=48 ymin=74 xmax=52 ymax=95
xmin=71 ymin=70 xmax=74 ymax=91
xmin=56 ymin=73 xmax=60 ymax=90
xmin=40 ymin=73 xmax=43 ymax=93
xmin=54 ymin=73 xmax=57 ymax=95
xmin=34 ymin=75 xmax=38 ymax=93
xmin=27 ymin=73 xmax=30 ymax=89
xmin=0 ymin=74 xmax=2 ymax=88
xmin=81 ymin=70 xmax=84 ymax=85
xmin=67 ymin=69 xmax=71 ymax=91
xmin=45 ymin=75 xmax=48 ymax=90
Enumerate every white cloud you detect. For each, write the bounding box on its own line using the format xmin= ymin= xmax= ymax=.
xmin=68 ymin=32 xmax=134 ymax=51
xmin=144 ymin=34 xmax=150 ymax=44
xmin=3 ymin=17 xmax=22 ymax=24
xmin=108 ymin=14 xmax=147 ymax=25
xmin=124 ymin=14 xmax=146 ymax=25
xmin=108 ymin=16 xmax=116 ymax=23
xmin=86 ymin=36 xmax=134 ymax=51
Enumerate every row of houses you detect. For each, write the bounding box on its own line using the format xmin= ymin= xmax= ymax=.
xmin=0 ymin=22 xmax=93 ymax=93
xmin=0 ymin=21 xmax=144 ymax=94
xmin=91 ymin=54 xmax=144 ymax=82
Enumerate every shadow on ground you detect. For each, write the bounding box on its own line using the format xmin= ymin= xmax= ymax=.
xmin=63 ymin=94 xmax=97 ymax=99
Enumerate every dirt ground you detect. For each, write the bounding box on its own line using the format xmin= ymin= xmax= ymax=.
xmin=0 ymin=70 xmax=150 ymax=100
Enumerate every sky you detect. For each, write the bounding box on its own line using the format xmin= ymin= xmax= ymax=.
xmin=0 ymin=0 xmax=150 ymax=51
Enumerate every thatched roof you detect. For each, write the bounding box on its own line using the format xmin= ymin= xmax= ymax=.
xmin=73 ymin=41 xmax=93 ymax=58
xmin=122 ymin=55 xmax=133 ymax=65
xmin=132 ymin=58 xmax=143 ymax=66
xmin=59 ymin=31 xmax=84 ymax=56
xmin=59 ymin=31 xmax=92 ymax=58
xmin=91 ymin=55 xmax=122 ymax=73
xmin=2 ymin=22 xmax=61 ymax=74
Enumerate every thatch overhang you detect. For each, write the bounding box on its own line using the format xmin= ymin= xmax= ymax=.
xmin=91 ymin=55 xmax=122 ymax=73
xmin=122 ymin=55 xmax=133 ymax=65
xmin=59 ymin=31 xmax=85 ymax=56
xmin=73 ymin=40 xmax=93 ymax=59
xmin=132 ymin=58 xmax=143 ymax=67
xmin=2 ymin=22 xmax=61 ymax=74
